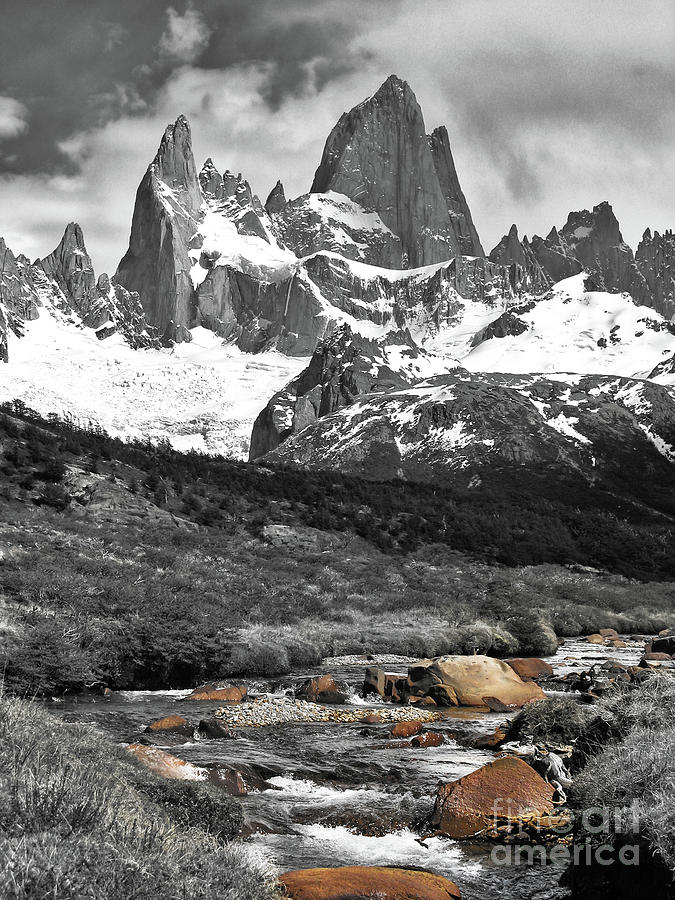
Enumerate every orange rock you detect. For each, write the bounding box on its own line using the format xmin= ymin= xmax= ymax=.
xmin=295 ymin=674 xmax=349 ymax=704
xmin=361 ymin=713 xmax=383 ymax=724
xmin=145 ymin=714 xmax=192 ymax=735
xmin=412 ymin=731 xmax=444 ymax=748
xmin=126 ymin=743 xmax=207 ymax=781
xmin=431 ymin=756 xmax=554 ymax=839
xmin=611 ymin=639 xmax=627 ymax=649
xmin=586 ymin=634 xmax=605 ymax=644
xmin=506 ymin=658 xmax=554 ymax=680
xmin=391 ymin=720 xmax=423 ymax=738
xmin=599 ymin=628 xmax=620 ymax=639
xmin=279 ymin=866 xmax=461 ymax=899
xmin=409 ymin=656 xmax=544 ymax=707
xmin=185 ymin=683 xmax=247 ymax=702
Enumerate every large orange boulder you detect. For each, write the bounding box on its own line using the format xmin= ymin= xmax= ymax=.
xmin=280 ymin=866 xmax=461 ymax=899
xmin=185 ymin=683 xmax=247 ymax=702
xmin=412 ymin=731 xmax=445 ymax=748
xmin=431 ymin=756 xmax=555 ymax=839
xmin=506 ymin=658 xmax=553 ymax=681
xmin=586 ymin=634 xmax=605 ymax=644
xmin=145 ymin=715 xmax=192 ymax=736
xmin=126 ymin=743 xmax=207 ymax=781
xmin=409 ymin=656 xmax=545 ymax=707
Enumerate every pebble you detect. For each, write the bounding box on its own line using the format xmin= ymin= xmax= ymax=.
xmin=214 ymin=696 xmax=440 ymax=728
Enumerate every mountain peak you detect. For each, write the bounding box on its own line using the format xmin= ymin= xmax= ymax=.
xmin=265 ymin=180 xmax=286 ymax=215
xmin=310 ymin=77 xmax=474 ymax=266
xmin=152 ymin=115 xmax=199 ymax=200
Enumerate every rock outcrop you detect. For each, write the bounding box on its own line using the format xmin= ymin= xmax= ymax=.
xmin=489 ymin=224 xmax=551 ymax=294
xmin=636 ymin=228 xmax=675 ymax=319
xmin=409 ymin=656 xmax=545 ymax=707
xmin=258 ymin=369 xmax=675 ymax=487
xmin=41 ymin=223 xmax=97 ymax=316
xmin=310 ymin=75 xmax=477 ymax=267
xmin=264 ymin=180 xmax=287 ymax=215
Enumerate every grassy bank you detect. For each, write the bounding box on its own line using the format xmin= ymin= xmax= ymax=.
xmin=1 ymin=403 xmax=674 ymax=695
xmin=0 ymin=693 xmax=278 ymax=899
xmin=510 ymin=677 xmax=675 ymax=886
xmin=2 ymin=509 xmax=674 ymax=694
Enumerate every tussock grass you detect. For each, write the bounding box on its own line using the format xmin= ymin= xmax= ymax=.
xmin=508 ymin=697 xmax=592 ymax=744
xmin=0 ymin=693 xmax=279 ymax=899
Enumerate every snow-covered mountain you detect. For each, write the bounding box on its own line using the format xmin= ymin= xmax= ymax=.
xmin=0 ymin=74 xmax=673 ymax=466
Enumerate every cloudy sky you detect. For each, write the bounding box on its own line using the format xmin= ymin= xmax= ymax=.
xmin=0 ymin=0 xmax=673 ymax=273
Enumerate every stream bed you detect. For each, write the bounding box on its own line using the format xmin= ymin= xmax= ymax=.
xmin=49 ymin=638 xmax=644 ymax=899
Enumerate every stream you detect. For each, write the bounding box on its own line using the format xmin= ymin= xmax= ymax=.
xmin=49 ymin=638 xmax=644 ymax=899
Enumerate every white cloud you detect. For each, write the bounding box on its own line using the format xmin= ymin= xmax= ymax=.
xmin=0 ymin=96 xmax=28 ymax=140
xmin=158 ymin=4 xmax=211 ymax=64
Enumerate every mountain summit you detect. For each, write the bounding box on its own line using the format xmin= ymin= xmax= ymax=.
xmin=310 ymin=74 xmax=482 ymax=266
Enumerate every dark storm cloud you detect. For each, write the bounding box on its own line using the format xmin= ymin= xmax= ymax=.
xmin=0 ymin=0 xmax=392 ymax=175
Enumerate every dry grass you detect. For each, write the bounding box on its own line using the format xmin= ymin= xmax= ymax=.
xmin=0 ymin=693 xmax=280 ymax=899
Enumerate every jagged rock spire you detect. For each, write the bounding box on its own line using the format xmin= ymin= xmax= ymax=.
xmin=115 ymin=115 xmax=201 ymax=334
xmin=428 ymin=125 xmax=484 ymax=256
xmin=265 ymin=180 xmax=287 ymax=215
xmin=41 ymin=222 xmax=96 ymax=311
xmin=310 ymin=74 xmax=469 ymax=267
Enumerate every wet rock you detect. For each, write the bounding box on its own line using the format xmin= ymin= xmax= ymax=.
xmin=474 ymin=726 xmax=507 ymax=750
xmin=279 ymin=865 xmax=461 ymax=899
xmin=651 ymin=636 xmax=675 ymax=655
xmin=391 ymin=720 xmax=423 ymax=738
xmin=145 ymin=715 xmax=193 ymax=737
xmin=126 ymin=743 xmax=207 ymax=781
xmin=361 ymin=713 xmax=383 ymax=725
xmin=363 ymin=666 xmax=386 ymax=698
xmin=431 ymin=756 xmax=555 ymax=840
xmin=184 ymin=683 xmax=247 ymax=702
xmin=295 ymin=674 xmax=350 ymax=704
xmin=198 ymin=718 xmax=237 ymax=739
xmin=506 ymin=658 xmax=554 ymax=681
xmin=409 ymin=655 xmax=545 ymax=708
xmin=428 ymin=684 xmax=459 ymax=707
xmin=208 ymin=764 xmax=269 ymax=796
xmin=412 ymin=731 xmax=445 ymax=748
xmin=586 ymin=634 xmax=605 ymax=644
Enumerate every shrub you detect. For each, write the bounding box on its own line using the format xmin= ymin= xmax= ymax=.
xmin=508 ymin=697 xmax=592 ymax=744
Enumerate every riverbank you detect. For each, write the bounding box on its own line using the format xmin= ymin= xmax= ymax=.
xmin=10 ymin=636 xmax=668 ymax=899
xmin=0 ymin=692 xmax=279 ymax=899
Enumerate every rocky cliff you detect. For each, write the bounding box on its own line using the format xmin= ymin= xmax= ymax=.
xmin=115 ymin=116 xmax=201 ymax=341
xmin=636 ymin=228 xmax=675 ymax=319
xmin=310 ymin=75 xmax=478 ymax=267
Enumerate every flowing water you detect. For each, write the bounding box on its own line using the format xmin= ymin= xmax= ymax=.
xmin=49 ymin=638 xmax=644 ymax=899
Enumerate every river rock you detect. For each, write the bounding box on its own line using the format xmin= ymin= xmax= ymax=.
xmin=363 ymin=666 xmax=386 ymax=698
xmin=126 ymin=743 xmax=207 ymax=781
xmin=145 ymin=715 xmax=193 ymax=736
xmin=586 ymin=634 xmax=605 ymax=644
xmin=279 ymin=865 xmax=461 ymax=899
xmin=598 ymin=628 xmax=620 ymax=639
xmin=295 ymin=674 xmax=350 ymax=704
xmin=391 ymin=720 xmax=423 ymax=738
xmin=185 ymin=683 xmax=247 ymax=702
xmin=506 ymin=658 xmax=554 ymax=681
xmin=198 ymin=718 xmax=237 ymax=739
xmin=651 ymin=636 xmax=675 ymax=655
xmin=431 ymin=756 xmax=555 ymax=839
xmin=409 ymin=656 xmax=545 ymax=707
xmin=412 ymin=731 xmax=445 ymax=748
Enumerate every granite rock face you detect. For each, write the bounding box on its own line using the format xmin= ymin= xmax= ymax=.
xmin=310 ymin=75 xmax=475 ymax=267
xmin=259 ymin=369 xmax=675 ymax=487
xmin=264 ymin=180 xmax=287 ymax=216
xmin=115 ymin=115 xmax=202 ymax=339
xmin=428 ymin=125 xmax=484 ymax=257
xmin=40 ymin=222 xmax=97 ymax=316
xmin=488 ymin=225 xmax=552 ymax=295
xmin=249 ymin=324 xmax=453 ymax=459
xmin=636 ymin=228 xmax=675 ymax=319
